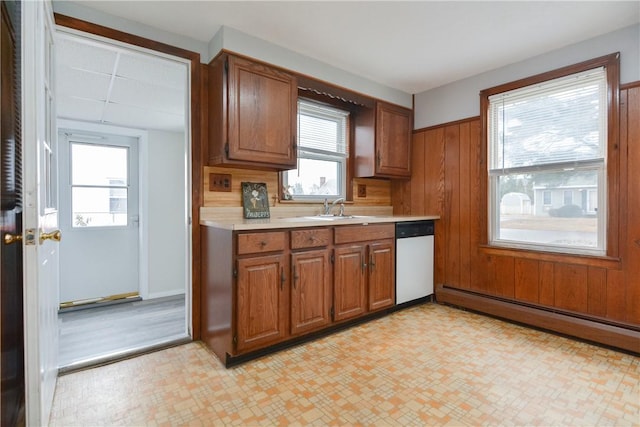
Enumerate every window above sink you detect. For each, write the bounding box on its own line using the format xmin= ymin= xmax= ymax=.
xmin=281 ymin=99 xmax=349 ymax=202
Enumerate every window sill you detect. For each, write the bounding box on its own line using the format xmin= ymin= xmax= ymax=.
xmin=278 ymin=199 xmax=353 ymax=205
xmin=478 ymin=244 xmax=622 ymax=270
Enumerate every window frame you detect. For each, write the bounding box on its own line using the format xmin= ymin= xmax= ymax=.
xmin=480 ymin=53 xmax=620 ymax=258
xmin=281 ymin=97 xmax=352 ymax=202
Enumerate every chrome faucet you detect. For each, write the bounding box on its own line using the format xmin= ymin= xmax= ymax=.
xmin=322 ymin=198 xmax=345 ymax=216
xmin=331 ymin=198 xmax=345 ymax=216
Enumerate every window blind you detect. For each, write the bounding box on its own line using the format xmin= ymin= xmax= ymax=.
xmin=488 ymin=67 xmax=606 ymax=172
xmin=298 ymin=99 xmax=349 ymax=156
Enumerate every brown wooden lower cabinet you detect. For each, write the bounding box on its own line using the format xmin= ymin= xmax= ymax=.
xmin=334 ymin=224 xmax=396 ymax=320
xmin=368 ymin=240 xmax=395 ymax=311
xmin=290 ymin=249 xmax=332 ymax=335
xmin=334 ymin=244 xmax=368 ymax=321
xmin=333 ymin=239 xmax=395 ymax=321
xmin=201 ymin=223 xmax=397 ymax=366
xmin=236 ymin=254 xmax=289 ymax=353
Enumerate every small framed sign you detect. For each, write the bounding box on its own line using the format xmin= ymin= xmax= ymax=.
xmin=241 ymin=182 xmax=271 ymax=219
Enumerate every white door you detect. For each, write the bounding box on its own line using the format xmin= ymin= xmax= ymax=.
xmin=58 ymin=131 xmax=140 ymax=304
xmin=22 ymin=0 xmax=59 ymax=424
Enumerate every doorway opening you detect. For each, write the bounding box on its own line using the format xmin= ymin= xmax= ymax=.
xmin=55 ymin=30 xmax=192 ymax=372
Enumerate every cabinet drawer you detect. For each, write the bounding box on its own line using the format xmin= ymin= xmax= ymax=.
xmin=291 ymin=228 xmax=332 ymax=249
xmin=334 ymin=223 xmax=395 ymax=245
xmin=237 ymin=231 xmax=286 ymax=255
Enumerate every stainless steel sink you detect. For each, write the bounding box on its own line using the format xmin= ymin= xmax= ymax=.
xmin=302 ymin=215 xmax=376 ymax=221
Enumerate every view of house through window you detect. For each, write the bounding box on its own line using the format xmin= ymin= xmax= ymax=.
xmin=486 ymin=65 xmax=608 ymax=255
xmin=282 ymin=99 xmax=349 ymax=200
xmin=70 ymin=142 xmax=129 ymax=227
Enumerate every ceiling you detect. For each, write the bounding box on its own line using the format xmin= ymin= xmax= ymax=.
xmin=56 ymin=1 xmax=639 ymax=133
xmin=63 ymin=1 xmax=639 ymax=95
xmin=56 ymin=33 xmax=188 ymax=132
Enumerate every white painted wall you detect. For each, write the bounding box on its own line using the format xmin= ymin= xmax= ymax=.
xmin=209 ymin=26 xmax=412 ymax=108
xmin=141 ymin=130 xmax=187 ymax=299
xmin=52 ymin=1 xmax=209 ymax=58
xmin=414 ymin=24 xmax=640 ymax=129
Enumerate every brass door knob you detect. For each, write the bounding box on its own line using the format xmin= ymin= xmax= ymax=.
xmin=3 ymin=233 xmax=23 ymax=245
xmin=39 ymin=230 xmax=61 ymax=244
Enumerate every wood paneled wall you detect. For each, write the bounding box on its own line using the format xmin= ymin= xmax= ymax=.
xmin=393 ymin=84 xmax=640 ymax=336
xmin=204 ymin=166 xmax=392 ymax=207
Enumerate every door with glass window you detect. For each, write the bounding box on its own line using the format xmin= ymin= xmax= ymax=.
xmin=58 ymin=130 xmax=139 ymax=304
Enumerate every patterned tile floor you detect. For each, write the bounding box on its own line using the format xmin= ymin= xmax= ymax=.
xmin=49 ymin=304 xmax=640 ymax=426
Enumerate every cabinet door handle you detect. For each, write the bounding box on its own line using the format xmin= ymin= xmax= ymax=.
xmin=362 ymin=261 xmax=368 ymax=272
xmin=259 ymin=240 xmax=267 ymax=248
xmin=292 ymin=265 xmax=298 ymax=289
xmin=369 ymin=254 xmax=376 ymax=271
xmin=280 ymin=267 xmax=285 ymax=290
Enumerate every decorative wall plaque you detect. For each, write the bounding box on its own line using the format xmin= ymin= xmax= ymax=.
xmin=241 ymin=182 xmax=271 ymax=219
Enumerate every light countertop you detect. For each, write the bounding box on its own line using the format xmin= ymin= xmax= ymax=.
xmin=200 ymin=213 xmax=440 ymax=231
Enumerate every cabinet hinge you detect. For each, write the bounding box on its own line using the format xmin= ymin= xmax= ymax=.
xmin=233 ymin=335 xmax=237 ymax=344
xmin=233 ymin=268 xmax=238 ymax=278
xmin=330 ymin=254 xmax=335 ymax=264
xmin=224 ymin=142 xmax=230 ymax=158
xmin=330 ymin=306 xmax=334 ymax=317
xmin=224 ymin=59 xmax=229 ymax=73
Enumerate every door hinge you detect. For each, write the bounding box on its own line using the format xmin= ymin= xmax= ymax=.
xmin=224 ymin=142 xmax=230 ymax=158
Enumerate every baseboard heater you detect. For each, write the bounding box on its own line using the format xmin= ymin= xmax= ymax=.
xmin=435 ymin=284 xmax=640 ymax=354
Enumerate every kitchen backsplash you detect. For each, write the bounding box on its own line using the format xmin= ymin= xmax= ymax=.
xmin=203 ymin=166 xmax=392 ymax=208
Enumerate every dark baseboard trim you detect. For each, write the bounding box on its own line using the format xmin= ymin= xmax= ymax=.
xmin=436 ymin=284 xmax=640 ymax=354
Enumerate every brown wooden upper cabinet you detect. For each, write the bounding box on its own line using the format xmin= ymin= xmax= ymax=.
xmin=208 ymin=53 xmax=298 ymax=170
xmin=355 ymin=101 xmax=412 ymax=179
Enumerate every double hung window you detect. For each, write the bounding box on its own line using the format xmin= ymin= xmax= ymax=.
xmin=282 ymin=99 xmax=349 ymax=200
xmin=485 ymin=63 xmax=614 ymax=255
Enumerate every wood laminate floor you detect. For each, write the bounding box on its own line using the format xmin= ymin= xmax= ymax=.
xmin=58 ymin=294 xmax=189 ymax=371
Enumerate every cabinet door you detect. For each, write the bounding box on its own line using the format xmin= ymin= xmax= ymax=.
xmin=376 ymin=102 xmax=411 ymax=177
xmin=368 ymin=240 xmax=395 ymax=311
xmin=227 ymin=56 xmax=297 ymax=167
xmin=236 ymin=254 xmax=288 ymax=353
xmin=333 ymin=245 xmax=367 ymax=321
xmin=291 ymin=250 xmax=332 ymax=335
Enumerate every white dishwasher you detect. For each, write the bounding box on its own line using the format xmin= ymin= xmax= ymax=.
xmin=395 ymin=220 xmax=435 ymax=305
